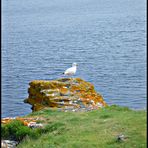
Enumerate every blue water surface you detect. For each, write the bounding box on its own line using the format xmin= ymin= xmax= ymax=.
xmin=2 ymin=0 xmax=146 ymax=117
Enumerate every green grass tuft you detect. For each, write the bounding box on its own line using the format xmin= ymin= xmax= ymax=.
xmin=1 ymin=120 xmax=33 ymax=141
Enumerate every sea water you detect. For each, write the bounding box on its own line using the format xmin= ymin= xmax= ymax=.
xmin=2 ymin=0 xmax=146 ymax=117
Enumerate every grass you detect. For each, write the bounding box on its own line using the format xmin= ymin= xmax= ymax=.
xmin=2 ymin=105 xmax=147 ymax=148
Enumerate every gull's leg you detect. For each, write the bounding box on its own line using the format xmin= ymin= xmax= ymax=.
xmin=70 ymin=76 xmax=73 ymax=86
xmin=70 ymin=77 xmax=72 ymax=85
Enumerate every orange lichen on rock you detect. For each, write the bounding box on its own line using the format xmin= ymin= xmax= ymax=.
xmin=1 ymin=117 xmax=45 ymax=127
xmin=24 ymin=78 xmax=107 ymax=111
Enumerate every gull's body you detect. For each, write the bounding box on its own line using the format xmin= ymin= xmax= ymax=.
xmin=63 ymin=63 xmax=77 ymax=76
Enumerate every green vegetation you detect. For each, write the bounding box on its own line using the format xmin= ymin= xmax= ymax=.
xmin=2 ymin=105 xmax=147 ymax=148
xmin=1 ymin=120 xmax=65 ymax=142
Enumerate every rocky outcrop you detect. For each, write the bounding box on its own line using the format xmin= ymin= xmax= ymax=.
xmin=1 ymin=117 xmax=44 ymax=127
xmin=24 ymin=78 xmax=107 ymax=112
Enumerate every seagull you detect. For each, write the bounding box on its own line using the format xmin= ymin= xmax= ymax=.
xmin=63 ymin=63 xmax=78 ymax=76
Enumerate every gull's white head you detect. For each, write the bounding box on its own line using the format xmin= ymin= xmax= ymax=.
xmin=72 ymin=62 xmax=78 ymax=67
